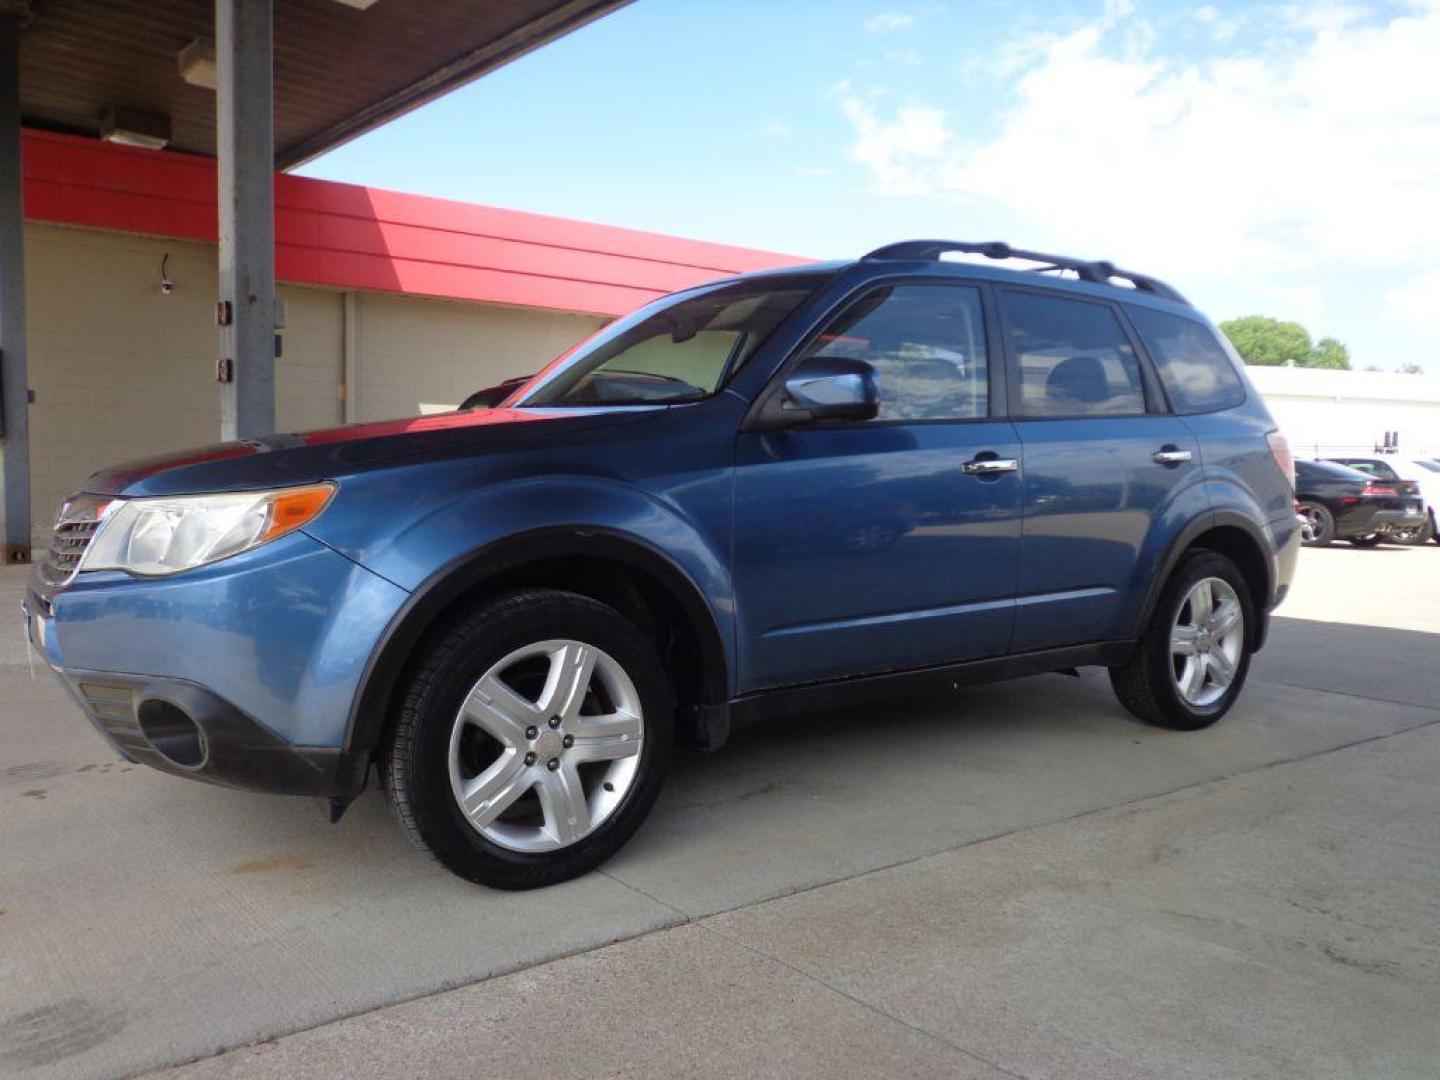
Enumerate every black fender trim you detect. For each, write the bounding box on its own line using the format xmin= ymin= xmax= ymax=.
xmin=331 ymin=526 xmax=732 ymax=808
xmin=1135 ymin=510 xmax=1275 ymax=652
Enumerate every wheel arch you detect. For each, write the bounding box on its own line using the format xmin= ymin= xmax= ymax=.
xmin=337 ymin=527 xmax=731 ymax=802
xmin=1138 ymin=511 xmax=1275 ymax=651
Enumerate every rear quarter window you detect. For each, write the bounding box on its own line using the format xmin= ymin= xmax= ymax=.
xmin=1127 ymin=306 xmax=1246 ymax=414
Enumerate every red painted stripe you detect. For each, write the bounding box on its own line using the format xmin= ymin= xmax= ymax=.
xmin=20 ymin=129 xmax=810 ymax=316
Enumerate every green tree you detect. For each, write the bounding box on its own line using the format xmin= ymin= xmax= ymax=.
xmin=1307 ymin=336 xmax=1351 ymax=370
xmin=1219 ymin=316 xmax=1313 ymax=367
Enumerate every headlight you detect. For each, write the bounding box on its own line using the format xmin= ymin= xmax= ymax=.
xmin=80 ymin=483 xmax=335 ymax=576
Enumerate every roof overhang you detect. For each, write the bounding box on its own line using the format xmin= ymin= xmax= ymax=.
xmin=10 ymin=0 xmax=631 ymax=168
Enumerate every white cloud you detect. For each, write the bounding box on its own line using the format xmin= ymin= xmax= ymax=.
xmin=1384 ymin=274 xmax=1440 ymax=337
xmin=836 ymin=83 xmax=951 ymax=196
xmin=884 ymin=48 xmax=924 ymax=67
xmin=761 ymin=118 xmax=794 ymax=141
xmin=835 ymin=2 xmax=1440 ymax=282
xmin=864 ymin=11 xmax=915 ymax=33
xmin=795 ymin=165 xmax=835 ymax=178
xmin=1192 ymin=5 xmax=1240 ymax=42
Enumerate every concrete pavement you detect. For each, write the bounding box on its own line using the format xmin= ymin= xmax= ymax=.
xmin=2 ymin=545 xmax=1438 ymax=1079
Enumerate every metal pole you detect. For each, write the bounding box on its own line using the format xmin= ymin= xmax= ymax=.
xmin=216 ymin=0 xmax=276 ymax=440
xmin=0 ymin=11 xmax=32 ymax=562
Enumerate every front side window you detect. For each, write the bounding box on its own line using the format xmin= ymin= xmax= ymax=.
xmin=1128 ymin=306 xmax=1245 ymax=414
xmin=796 ymin=284 xmax=988 ymax=421
xmin=523 ymin=279 xmax=820 ymax=406
xmin=1004 ymin=291 xmax=1146 ymax=418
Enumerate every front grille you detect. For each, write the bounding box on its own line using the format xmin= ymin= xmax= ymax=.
xmin=37 ymin=495 xmax=110 ymax=588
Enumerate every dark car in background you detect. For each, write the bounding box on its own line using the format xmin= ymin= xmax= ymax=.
xmin=1295 ymin=459 xmax=1426 ymax=547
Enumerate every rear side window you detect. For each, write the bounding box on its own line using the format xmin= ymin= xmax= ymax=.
xmin=801 ymin=284 xmax=989 ymax=421
xmin=1127 ymin=307 xmax=1246 ymax=414
xmin=1002 ymin=292 xmax=1145 ymax=417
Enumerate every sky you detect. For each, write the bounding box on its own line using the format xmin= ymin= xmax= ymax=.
xmin=297 ymin=0 xmax=1440 ymax=373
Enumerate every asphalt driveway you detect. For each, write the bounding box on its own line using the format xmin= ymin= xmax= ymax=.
xmin=2 ymin=544 xmax=1438 ymax=1079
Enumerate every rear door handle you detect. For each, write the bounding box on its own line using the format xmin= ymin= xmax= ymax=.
xmin=1153 ymin=448 xmax=1193 ymax=466
xmin=962 ymin=457 xmax=1019 ymax=476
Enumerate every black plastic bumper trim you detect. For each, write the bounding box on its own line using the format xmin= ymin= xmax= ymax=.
xmin=58 ymin=669 xmax=345 ymax=798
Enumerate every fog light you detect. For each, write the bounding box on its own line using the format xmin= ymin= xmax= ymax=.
xmin=137 ymin=699 xmax=207 ymax=768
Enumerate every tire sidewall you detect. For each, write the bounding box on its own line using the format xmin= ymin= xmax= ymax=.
xmin=397 ymin=593 xmax=673 ymax=888
xmin=1144 ymin=552 xmax=1255 ymax=727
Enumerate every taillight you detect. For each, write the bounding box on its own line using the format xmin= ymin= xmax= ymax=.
xmin=1266 ymin=431 xmax=1295 ymax=490
xmin=1363 ymin=482 xmax=1398 ymax=497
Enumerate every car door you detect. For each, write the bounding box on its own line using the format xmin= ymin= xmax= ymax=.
xmin=998 ymin=287 xmax=1202 ymax=652
xmin=732 ymin=281 xmax=1023 ymax=691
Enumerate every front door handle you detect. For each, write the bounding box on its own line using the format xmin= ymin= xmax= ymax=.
xmin=1153 ymin=447 xmax=1193 ymax=466
xmin=962 ymin=456 xmax=1019 ymax=476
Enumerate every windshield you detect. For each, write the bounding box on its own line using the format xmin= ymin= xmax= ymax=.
xmin=521 ymin=277 xmax=822 ymax=407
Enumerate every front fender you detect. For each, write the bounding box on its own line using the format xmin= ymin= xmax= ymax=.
xmin=311 ymin=473 xmax=736 ymax=795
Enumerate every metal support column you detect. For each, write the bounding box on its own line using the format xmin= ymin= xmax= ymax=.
xmin=216 ymin=0 xmax=276 ymax=441
xmin=0 ymin=11 xmax=31 ymax=562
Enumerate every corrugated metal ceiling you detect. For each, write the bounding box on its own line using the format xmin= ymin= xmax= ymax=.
xmin=14 ymin=0 xmax=630 ymax=167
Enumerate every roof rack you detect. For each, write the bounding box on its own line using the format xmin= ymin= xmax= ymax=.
xmin=861 ymin=240 xmax=1189 ymax=305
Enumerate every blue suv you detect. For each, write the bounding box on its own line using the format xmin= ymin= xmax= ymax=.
xmin=23 ymin=241 xmax=1300 ymax=889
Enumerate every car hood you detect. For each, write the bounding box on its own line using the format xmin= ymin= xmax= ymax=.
xmin=80 ymin=406 xmax=662 ymax=498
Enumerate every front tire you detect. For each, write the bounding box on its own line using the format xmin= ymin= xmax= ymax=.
xmin=1110 ymin=551 xmax=1254 ymax=730
xmin=384 ymin=588 xmax=674 ymax=889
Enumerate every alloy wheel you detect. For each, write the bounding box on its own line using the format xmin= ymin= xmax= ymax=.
xmin=1170 ymin=577 xmax=1245 ymax=707
xmin=448 ymin=639 xmax=644 ymax=853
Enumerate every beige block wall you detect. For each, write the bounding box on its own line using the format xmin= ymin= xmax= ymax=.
xmin=351 ymin=291 xmax=603 ymax=422
xmin=15 ymin=223 xmax=608 ymax=546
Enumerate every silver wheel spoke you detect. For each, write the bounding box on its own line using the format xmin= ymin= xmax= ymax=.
xmin=1209 ymin=600 xmax=1241 ymax=639
xmin=570 ymin=710 xmax=643 ymax=763
xmin=540 ymin=642 xmax=598 ymax=723
xmin=464 ymin=675 xmax=542 ymax=746
xmin=1190 ymin=580 xmax=1214 ymax=623
xmin=1207 ymin=648 xmax=1237 ymax=686
xmin=1182 ymin=656 xmax=1208 ymax=700
xmin=460 ymin=752 xmax=533 ymax=827
xmin=1171 ymin=625 xmax=1199 ymax=656
xmin=536 ymin=760 xmax=589 ymax=846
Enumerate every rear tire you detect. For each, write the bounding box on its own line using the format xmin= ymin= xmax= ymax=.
xmin=384 ymin=588 xmax=674 ymax=890
xmin=1110 ymin=551 xmax=1255 ymax=731
xmin=1348 ymin=534 xmax=1384 ymax=548
xmin=1297 ymin=502 xmax=1334 ymax=547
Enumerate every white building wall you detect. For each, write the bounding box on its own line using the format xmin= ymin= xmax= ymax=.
xmin=22 ymin=223 xmax=608 ymax=545
xmin=1245 ymin=366 xmax=1440 ymax=460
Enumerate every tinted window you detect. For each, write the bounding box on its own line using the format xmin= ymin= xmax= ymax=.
xmin=1331 ymin=458 xmax=1397 ymax=481
xmin=801 ymin=284 xmax=988 ymax=421
xmin=1003 ymin=292 xmax=1145 ymax=417
xmin=1127 ymin=307 xmax=1245 ymax=413
xmin=1300 ymin=459 xmax=1371 ymax=481
xmin=525 ymin=279 xmax=818 ymax=406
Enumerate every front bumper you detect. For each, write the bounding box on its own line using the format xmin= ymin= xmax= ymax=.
xmin=43 ymin=667 xmax=351 ymax=796
xmin=23 ymin=530 xmax=409 ymax=802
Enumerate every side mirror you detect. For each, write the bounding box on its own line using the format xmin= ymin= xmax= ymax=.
xmin=780 ymin=357 xmax=879 ymax=424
